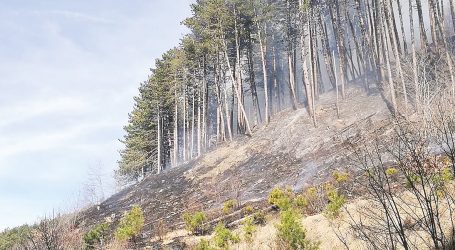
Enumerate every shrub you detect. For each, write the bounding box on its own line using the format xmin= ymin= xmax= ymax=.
xmin=194 ymin=239 xmax=216 ymax=250
xmin=243 ymin=205 xmax=254 ymax=214
xmin=252 ymin=211 xmax=266 ymax=225
xmin=275 ymin=209 xmax=313 ymax=250
xmin=332 ymin=170 xmax=349 ymax=183
xmin=223 ymin=199 xmax=238 ymax=214
xmin=294 ymin=195 xmax=308 ymax=209
xmin=385 ymin=167 xmax=398 ymax=176
xmin=0 ymin=225 xmax=32 ymax=250
xmin=115 ymin=205 xmax=145 ymax=242
xmin=84 ymin=222 xmax=109 ymax=249
xmin=242 ymin=217 xmax=256 ymax=243
xmin=268 ymin=187 xmax=293 ymax=210
xmin=213 ymin=223 xmax=240 ymax=249
xmin=300 ymin=186 xmax=322 ymax=214
xmin=182 ymin=211 xmax=207 ymax=235
xmin=324 ymin=185 xmax=345 ymax=218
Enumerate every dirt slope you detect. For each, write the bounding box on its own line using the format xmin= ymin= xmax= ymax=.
xmin=81 ymin=86 xmax=391 ymax=246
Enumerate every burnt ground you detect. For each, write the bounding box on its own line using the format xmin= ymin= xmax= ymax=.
xmin=81 ymin=86 xmax=392 ymax=247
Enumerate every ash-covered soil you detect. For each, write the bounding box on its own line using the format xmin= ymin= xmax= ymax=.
xmin=81 ymin=87 xmax=391 ymax=245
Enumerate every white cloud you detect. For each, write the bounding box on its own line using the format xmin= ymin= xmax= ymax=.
xmin=0 ymin=97 xmax=88 ymax=128
xmin=0 ymin=0 xmax=194 ymax=230
xmin=0 ymin=119 xmax=121 ymax=164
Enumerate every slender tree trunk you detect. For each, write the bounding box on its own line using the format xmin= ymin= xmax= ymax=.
xmin=386 ymin=0 xmax=408 ymax=111
xmin=157 ymin=108 xmax=162 ymax=174
xmin=321 ymin=18 xmax=337 ymax=89
xmin=258 ymin=23 xmax=270 ymax=124
xmin=288 ymin=51 xmax=298 ymax=110
xmin=201 ymin=58 xmax=208 ymax=151
xmin=272 ymin=36 xmax=281 ymax=113
xmin=173 ymin=89 xmax=178 ymax=167
xmin=383 ymin=10 xmax=398 ymax=113
xmin=449 ymin=0 xmax=455 ymax=33
xmin=183 ymin=91 xmax=187 ymax=162
xmin=410 ymin=0 xmax=420 ymax=112
xmin=416 ymin=0 xmax=429 ymax=49
xmin=191 ymin=93 xmax=195 ymax=159
xmin=223 ymin=39 xmax=252 ymax=136
xmin=300 ymin=1 xmax=315 ymax=123
xmin=247 ymin=30 xmax=261 ymax=125
xmin=197 ymin=85 xmax=201 ymax=157
xmin=332 ymin=3 xmax=347 ymax=98
xmin=333 ymin=51 xmax=341 ymax=118
xmin=396 ymin=0 xmax=408 ymax=53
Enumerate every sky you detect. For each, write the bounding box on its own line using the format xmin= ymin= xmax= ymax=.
xmin=0 ymin=0 xmax=193 ymax=230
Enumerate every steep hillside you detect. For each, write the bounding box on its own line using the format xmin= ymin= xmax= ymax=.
xmin=82 ymin=86 xmax=391 ymax=246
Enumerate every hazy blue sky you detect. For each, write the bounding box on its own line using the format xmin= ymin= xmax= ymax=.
xmin=0 ymin=0 xmax=193 ymax=230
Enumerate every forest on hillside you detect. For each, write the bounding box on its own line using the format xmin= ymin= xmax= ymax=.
xmin=3 ymin=0 xmax=455 ymax=249
xmin=116 ymin=0 xmax=455 ymax=182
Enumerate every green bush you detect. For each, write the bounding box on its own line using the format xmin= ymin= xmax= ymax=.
xmin=332 ymin=170 xmax=349 ymax=183
xmin=242 ymin=217 xmax=256 ymax=243
xmin=213 ymin=223 xmax=240 ymax=249
xmin=294 ymin=195 xmax=308 ymax=209
xmin=276 ymin=209 xmax=309 ymax=250
xmin=243 ymin=205 xmax=254 ymax=214
xmin=252 ymin=211 xmax=266 ymax=225
xmin=0 ymin=225 xmax=31 ymax=250
xmin=268 ymin=187 xmax=293 ymax=210
xmin=194 ymin=239 xmax=216 ymax=250
xmin=115 ymin=205 xmax=145 ymax=242
xmin=222 ymin=199 xmax=238 ymax=214
xmin=84 ymin=222 xmax=109 ymax=249
xmin=182 ymin=211 xmax=207 ymax=235
xmin=324 ymin=185 xmax=345 ymax=218
xmin=385 ymin=167 xmax=398 ymax=176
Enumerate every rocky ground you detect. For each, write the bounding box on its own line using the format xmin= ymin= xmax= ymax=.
xmin=81 ymin=86 xmax=392 ymax=248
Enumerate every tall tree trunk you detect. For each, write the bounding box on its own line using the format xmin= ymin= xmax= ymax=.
xmin=223 ymin=39 xmax=252 ymax=136
xmin=385 ymin=0 xmax=408 ymax=111
xmin=410 ymin=0 xmax=420 ymax=112
xmin=331 ymin=3 xmax=347 ymax=98
xmin=272 ymin=35 xmax=281 ymax=113
xmin=191 ymin=93 xmax=195 ymax=159
xmin=157 ymin=108 xmax=162 ymax=174
xmin=383 ymin=10 xmax=398 ymax=114
xmin=183 ymin=90 xmax=187 ymax=161
xmin=300 ymin=1 xmax=315 ymax=123
xmin=173 ymin=89 xmax=178 ymax=167
xmin=247 ymin=32 xmax=262 ymax=125
xmin=197 ymin=85 xmax=201 ymax=157
xmin=258 ymin=23 xmax=270 ymax=124
xmin=396 ymin=0 xmax=408 ymax=53
xmin=416 ymin=0 xmax=429 ymax=49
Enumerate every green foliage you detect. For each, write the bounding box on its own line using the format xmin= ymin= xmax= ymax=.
xmin=275 ymin=209 xmax=310 ymax=250
xmin=385 ymin=167 xmax=398 ymax=176
xmin=268 ymin=187 xmax=293 ymax=210
xmin=406 ymin=174 xmax=421 ymax=188
xmin=194 ymin=239 xmax=216 ymax=250
xmin=252 ymin=211 xmax=266 ymax=225
xmin=223 ymin=199 xmax=237 ymax=214
xmin=183 ymin=211 xmax=207 ymax=235
xmin=84 ymin=222 xmax=109 ymax=249
xmin=213 ymin=223 xmax=240 ymax=249
xmin=294 ymin=195 xmax=308 ymax=209
xmin=115 ymin=205 xmax=145 ymax=241
xmin=0 ymin=225 xmax=31 ymax=250
xmin=324 ymin=185 xmax=345 ymax=218
xmin=332 ymin=170 xmax=349 ymax=183
xmin=243 ymin=205 xmax=254 ymax=214
xmin=242 ymin=217 xmax=256 ymax=243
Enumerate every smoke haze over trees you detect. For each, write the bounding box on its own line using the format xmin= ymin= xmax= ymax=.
xmin=116 ymin=0 xmax=455 ymax=183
